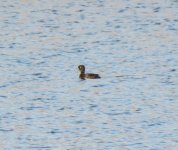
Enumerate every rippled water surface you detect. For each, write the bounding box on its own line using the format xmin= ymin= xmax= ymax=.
xmin=0 ymin=0 xmax=178 ymax=149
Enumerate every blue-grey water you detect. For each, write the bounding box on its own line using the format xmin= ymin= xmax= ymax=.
xmin=0 ymin=0 xmax=178 ymax=149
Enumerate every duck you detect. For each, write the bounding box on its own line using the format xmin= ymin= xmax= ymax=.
xmin=78 ymin=65 xmax=101 ymax=79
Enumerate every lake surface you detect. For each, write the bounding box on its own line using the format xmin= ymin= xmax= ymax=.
xmin=0 ymin=0 xmax=178 ymax=149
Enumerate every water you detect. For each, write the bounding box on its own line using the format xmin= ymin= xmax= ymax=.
xmin=0 ymin=0 xmax=178 ymax=149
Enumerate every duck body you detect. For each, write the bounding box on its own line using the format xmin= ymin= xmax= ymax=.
xmin=78 ymin=65 xmax=101 ymax=79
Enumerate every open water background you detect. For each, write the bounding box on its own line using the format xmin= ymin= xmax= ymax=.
xmin=0 ymin=0 xmax=178 ymax=149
